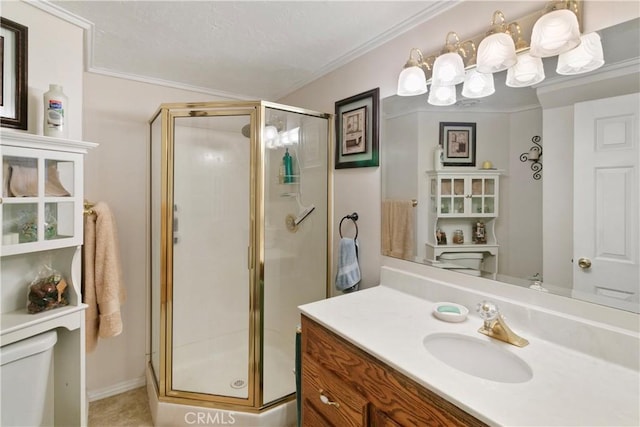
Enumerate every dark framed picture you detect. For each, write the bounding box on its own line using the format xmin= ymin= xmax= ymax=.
xmin=440 ymin=122 xmax=476 ymax=167
xmin=1 ymin=17 xmax=28 ymax=130
xmin=335 ymin=88 xmax=379 ymax=169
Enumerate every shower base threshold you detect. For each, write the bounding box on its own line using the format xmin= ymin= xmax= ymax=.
xmin=145 ymin=366 xmax=297 ymax=427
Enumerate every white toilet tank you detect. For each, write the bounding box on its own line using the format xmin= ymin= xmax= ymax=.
xmin=1 ymin=330 xmax=57 ymax=427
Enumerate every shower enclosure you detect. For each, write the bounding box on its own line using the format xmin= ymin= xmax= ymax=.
xmin=148 ymin=102 xmax=331 ymax=416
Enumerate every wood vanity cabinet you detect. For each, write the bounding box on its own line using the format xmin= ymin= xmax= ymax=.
xmin=301 ymin=315 xmax=486 ymax=427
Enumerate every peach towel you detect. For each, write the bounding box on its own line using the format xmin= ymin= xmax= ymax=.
xmin=83 ymin=201 xmax=126 ymax=352
xmin=381 ymin=199 xmax=415 ymax=260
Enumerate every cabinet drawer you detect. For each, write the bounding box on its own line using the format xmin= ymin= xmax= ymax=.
xmin=302 ymin=353 xmax=367 ymax=427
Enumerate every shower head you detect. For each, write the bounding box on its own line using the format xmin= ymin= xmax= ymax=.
xmin=241 ymin=123 xmax=280 ymax=139
xmin=241 ymin=124 xmax=251 ymax=138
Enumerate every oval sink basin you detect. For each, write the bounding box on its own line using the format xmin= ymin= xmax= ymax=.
xmin=423 ymin=333 xmax=533 ymax=383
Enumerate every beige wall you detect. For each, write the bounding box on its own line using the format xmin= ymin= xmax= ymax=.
xmin=2 ymin=1 xmax=83 ymax=139
xmin=8 ymin=0 xmax=638 ymax=398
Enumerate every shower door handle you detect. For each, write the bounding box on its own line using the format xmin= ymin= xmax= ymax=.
xmin=173 ymin=217 xmax=179 ymax=244
xmin=173 ymin=204 xmax=179 ymax=244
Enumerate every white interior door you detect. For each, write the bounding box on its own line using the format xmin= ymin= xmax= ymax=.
xmin=573 ymin=92 xmax=639 ymax=311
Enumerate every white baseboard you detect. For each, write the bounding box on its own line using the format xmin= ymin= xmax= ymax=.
xmin=87 ymin=376 xmax=146 ymax=402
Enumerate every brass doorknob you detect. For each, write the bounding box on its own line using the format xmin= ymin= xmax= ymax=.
xmin=578 ymin=257 xmax=592 ymax=269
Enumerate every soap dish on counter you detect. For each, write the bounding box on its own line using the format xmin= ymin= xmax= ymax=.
xmin=433 ymin=302 xmax=469 ymax=323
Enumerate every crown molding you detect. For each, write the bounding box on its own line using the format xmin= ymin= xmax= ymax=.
xmin=29 ymin=0 xmax=459 ymax=102
xmin=85 ymin=66 xmax=257 ymax=100
xmin=26 ymin=0 xmax=263 ymax=100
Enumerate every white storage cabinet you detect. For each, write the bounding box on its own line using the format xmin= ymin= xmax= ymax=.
xmin=1 ymin=130 xmax=97 ymax=426
xmin=425 ymin=169 xmax=501 ymax=277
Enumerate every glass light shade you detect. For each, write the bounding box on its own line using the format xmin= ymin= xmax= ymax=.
xmin=556 ymin=32 xmax=605 ymax=75
xmin=397 ymin=66 xmax=428 ymax=96
xmin=279 ymin=132 xmax=290 ymax=146
xmin=264 ymin=125 xmax=279 ymax=149
xmin=476 ymin=33 xmax=517 ymax=73
xmin=530 ymin=9 xmax=581 ymax=57
xmin=287 ymin=127 xmax=300 ymax=145
xmin=461 ymin=69 xmax=495 ymax=98
xmin=264 ymin=125 xmax=278 ymax=140
xmin=428 ymin=84 xmax=456 ymax=106
xmin=431 ymin=52 xmax=465 ymax=86
xmin=506 ymin=53 xmax=545 ymax=87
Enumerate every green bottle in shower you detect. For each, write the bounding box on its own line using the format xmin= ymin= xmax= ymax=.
xmin=283 ymin=148 xmax=293 ymax=183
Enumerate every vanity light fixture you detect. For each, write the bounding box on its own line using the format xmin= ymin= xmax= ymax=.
xmin=506 ymin=52 xmax=545 ymax=87
xmin=431 ymin=32 xmax=467 ymax=86
xmin=264 ymin=126 xmax=301 ymax=150
xmin=476 ymin=12 xmax=518 ymax=74
xmin=461 ymin=69 xmax=495 ymax=98
xmin=428 ymin=83 xmax=457 ymax=106
xmin=395 ymin=1 xmax=601 ymax=105
xmin=529 ymin=2 xmax=581 ymax=58
xmin=264 ymin=125 xmax=279 ymax=149
xmin=397 ymin=48 xmax=429 ymax=96
xmin=556 ymin=32 xmax=604 ymax=75
xmin=520 ymin=135 xmax=543 ymax=180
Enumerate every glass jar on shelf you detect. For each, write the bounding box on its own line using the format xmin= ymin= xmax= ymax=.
xmin=452 ymin=229 xmax=464 ymax=244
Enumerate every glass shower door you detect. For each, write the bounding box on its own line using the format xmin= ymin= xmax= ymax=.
xmin=170 ymin=114 xmax=251 ymax=400
xmin=149 ymin=101 xmax=330 ymax=411
xmin=262 ymin=107 xmax=329 ymax=404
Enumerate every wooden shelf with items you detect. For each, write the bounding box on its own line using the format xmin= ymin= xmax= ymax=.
xmin=1 ymin=129 xmax=97 ymax=427
xmin=425 ymin=169 xmax=501 ymax=277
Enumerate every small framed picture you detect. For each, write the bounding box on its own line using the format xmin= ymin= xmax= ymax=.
xmin=1 ymin=17 xmax=28 ymax=130
xmin=335 ymin=88 xmax=379 ymax=169
xmin=440 ymin=122 xmax=476 ymax=167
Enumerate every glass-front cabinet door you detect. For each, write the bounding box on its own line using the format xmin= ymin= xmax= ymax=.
xmin=470 ymin=176 xmax=496 ymax=215
xmin=429 ymin=173 xmax=499 ymax=217
xmin=1 ymin=143 xmax=83 ymax=255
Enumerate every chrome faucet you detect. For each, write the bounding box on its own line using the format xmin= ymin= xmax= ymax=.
xmin=476 ymin=301 xmax=529 ymax=347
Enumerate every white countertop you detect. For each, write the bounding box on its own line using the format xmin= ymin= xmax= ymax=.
xmin=299 ymin=285 xmax=640 ymax=426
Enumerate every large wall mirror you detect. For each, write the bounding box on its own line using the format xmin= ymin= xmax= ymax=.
xmin=381 ymin=18 xmax=639 ymax=313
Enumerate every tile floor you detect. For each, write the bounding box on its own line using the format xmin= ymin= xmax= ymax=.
xmin=88 ymin=387 xmax=153 ymax=426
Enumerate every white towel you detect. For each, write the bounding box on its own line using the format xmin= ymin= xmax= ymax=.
xmin=335 ymin=238 xmax=361 ymax=292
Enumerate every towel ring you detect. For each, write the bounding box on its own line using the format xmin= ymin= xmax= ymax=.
xmin=339 ymin=212 xmax=359 ymax=240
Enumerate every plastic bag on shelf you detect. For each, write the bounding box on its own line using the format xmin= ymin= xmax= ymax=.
xmin=27 ymin=263 xmax=69 ymax=314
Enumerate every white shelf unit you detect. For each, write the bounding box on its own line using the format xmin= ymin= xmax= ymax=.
xmin=425 ymin=169 xmax=501 ymax=277
xmin=1 ymin=130 xmax=97 ymax=426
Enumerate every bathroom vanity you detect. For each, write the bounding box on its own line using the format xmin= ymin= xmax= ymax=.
xmin=299 ymin=263 xmax=640 ymax=426
xmin=301 ymin=314 xmax=485 ymax=426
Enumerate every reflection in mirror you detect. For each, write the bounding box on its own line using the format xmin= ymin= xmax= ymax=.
xmin=381 ymin=18 xmax=640 ymax=313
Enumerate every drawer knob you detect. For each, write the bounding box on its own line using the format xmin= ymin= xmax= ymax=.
xmin=318 ymin=389 xmax=340 ymax=408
